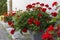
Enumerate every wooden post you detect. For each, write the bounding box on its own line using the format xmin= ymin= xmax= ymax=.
xmin=9 ymin=0 xmax=12 ymax=14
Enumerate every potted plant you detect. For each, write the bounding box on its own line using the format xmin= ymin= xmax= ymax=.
xmin=4 ymin=1 xmax=59 ymax=40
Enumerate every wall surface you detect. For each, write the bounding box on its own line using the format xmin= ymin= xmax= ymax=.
xmin=7 ymin=0 xmax=60 ymax=11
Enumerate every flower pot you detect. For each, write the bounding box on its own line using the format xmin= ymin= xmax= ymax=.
xmin=29 ymin=31 xmax=44 ymax=40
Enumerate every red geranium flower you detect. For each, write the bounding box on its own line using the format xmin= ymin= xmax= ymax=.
xmin=28 ymin=17 xmax=34 ymax=24
xmin=40 ymin=3 xmax=44 ymax=6
xmin=8 ymin=21 xmax=13 ymax=25
xmin=46 ymin=25 xmax=54 ymax=32
xmin=41 ymin=8 xmax=47 ymax=12
xmin=26 ymin=4 xmax=32 ymax=9
xmin=45 ymin=4 xmax=49 ymax=7
xmin=42 ymin=32 xmax=53 ymax=40
xmin=36 ymin=2 xmax=40 ymax=4
xmin=34 ymin=20 xmax=40 ymax=26
xmin=32 ymin=3 xmax=36 ymax=5
xmin=52 ymin=2 xmax=58 ymax=7
xmin=12 ymin=12 xmax=16 ymax=16
xmin=38 ymin=13 xmax=43 ymax=17
xmin=48 ymin=7 xmax=52 ymax=10
xmin=51 ymin=12 xmax=57 ymax=17
xmin=10 ymin=29 xmax=15 ymax=34
xmin=22 ymin=28 xmax=28 ymax=33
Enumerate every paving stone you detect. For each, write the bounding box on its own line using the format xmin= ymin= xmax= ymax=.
xmin=0 ymin=22 xmax=11 ymax=40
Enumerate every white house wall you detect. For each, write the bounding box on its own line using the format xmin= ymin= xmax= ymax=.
xmin=7 ymin=0 xmax=60 ymax=11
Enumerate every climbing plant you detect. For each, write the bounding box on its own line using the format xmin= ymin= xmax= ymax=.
xmin=0 ymin=0 xmax=7 ymax=15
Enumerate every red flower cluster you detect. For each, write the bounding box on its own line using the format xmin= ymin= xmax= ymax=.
xmin=12 ymin=12 xmax=16 ymax=16
xmin=51 ymin=12 xmax=57 ymax=17
xmin=45 ymin=4 xmax=49 ymax=7
xmin=38 ymin=13 xmax=43 ymax=17
xmin=34 ymin=20 xmax=40 ymax=26
xmin=8 ymin=21 xmax=14 ymax=27
xmin=28 ymin=17 xmax=34 ymax=24
xmin=10 ymin=29 xmax=15 ymax=34
xmin=40 ymin=3 xmax=44 ymax=6
xmin=48 ymin=7 xmax=52 ymax=10
xmin=26 ymin=2 xmax=55 ymax=13
xmin=46 ymin=25 xmax=54 ymax=32
xmin=22 ymin=28 xmax=28 ymax=33
xmin=41 ymin=8 xmax=47 ymax=12
xmin=42 ymin=25 xmax=54 ymax=40
xmin=42 ymin=25 xmax=60 ymax=40
xmin=26 ymin=4 xmax=33 ymax=9
xmin=32 ymin=3 xmax=36 ymax=5
xmin=28 ymin=17 xmax=40 ymax=26
xmin=36 ymin=2 xmax=40 ymax=4
xmin=52 ymin=2 xmax=58 ymax=7
xmin=42 ymin=32 xmax=53 ymax=40
xmin=8 ymin=21 xmax=13 ymax=25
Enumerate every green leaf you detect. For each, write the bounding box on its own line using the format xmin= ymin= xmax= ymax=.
xmin=57 ymin=37 xmax=60 ymax=40
xmin=50 ymin=17 xmax=56 ymax=23
xmin=57 ymin=10 xmax=60 ymax=19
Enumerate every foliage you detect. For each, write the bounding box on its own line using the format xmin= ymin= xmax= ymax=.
xmin=57 ymin=10 xmax=60 ymax=19
xmin=4 ymin=2 xmax=59 ymax=34
xmin=0 ymin=0 xmax=7 ymax=15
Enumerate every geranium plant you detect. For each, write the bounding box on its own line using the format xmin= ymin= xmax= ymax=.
xmin=4 ymin=1 xmax=59 ymax=34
